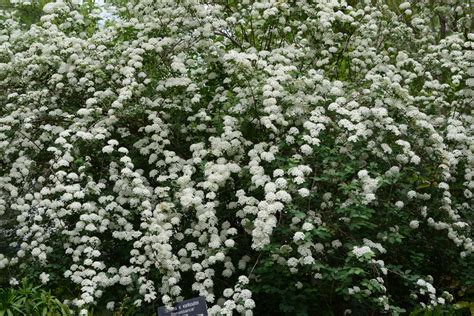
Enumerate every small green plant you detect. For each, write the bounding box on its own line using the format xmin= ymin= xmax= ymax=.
xmin=0 ymin=279 xmax=70 ymax=316
xmin=0 ymin=288 xmax=22 ymax=316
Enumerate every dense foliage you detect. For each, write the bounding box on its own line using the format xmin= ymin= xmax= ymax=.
xmin=0 ymin=0 xmax=473 ymax=315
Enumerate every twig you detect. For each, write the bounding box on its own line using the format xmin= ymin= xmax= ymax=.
xmin=214 ymin=30 xmax=243 ymax=50
xmin=249 ymin=253 xmax=262 ymax=276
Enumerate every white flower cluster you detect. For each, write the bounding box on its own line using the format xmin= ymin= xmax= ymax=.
xmin=415 ymin=278 xmax=452 ymax=308
xmin=357 ymin=170 xmax=380 ymax=205
xmin=352 ymin=246 xmax=374 ymax=259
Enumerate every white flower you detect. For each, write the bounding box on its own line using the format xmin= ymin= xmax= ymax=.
xmin=223 ymin=288 xmax=234 ymax=297
xmin=300 ymin=144 xmax=313 ymax=155
xmin=43 ymin=2 xmax=59 ymax=13
xmin=31 ymin=248 xmax=41 ymax=256
xmin=244 ymin=298 xmax=255 ymax=309
xmin=40 ymin=272 xmax=50 ymax=284
xmin=240 ymin=289 xmax=252 ymax=299
xmin=358 ymin=170 xmax=369 ymax=178
xmin=438 ymin=182 xmax=449 ymax=190
xmin=352 ymin=246 xmax=374 ymax=258
xmin=399 ymin=2 xmax=411 ymax=10
xmin=410 ymin=220 xmax=420 ymax=229
xmin=411 ymin=155 xmax=421 ymax=165
xmin=302 ymin=256 xmax=315 ymax=265
xmin=106 ymin=301 xmax=115 ymax=311
xmin=302 ymin=222 xmax=314 ymax=231
xmin=298 ymin=188 xmax=310 ymax=197
xmin=314 ymin=243 xmax=325 ymax=252
xmin=273 ymin=169 xmax=284 ymax=177
xmin=287 ymin=257 xmax=298 ymax=267
xmin=238 ymin=276 xmax=249 ymax=285
xmin=9 ymin=278 xmax=19 ymax=286
xmin=331 ymin=240 xmax=342 ymax=248
xmin=224 ymin=239 xmax=235 ymax=248
xmin=417 ymin=279 xmax=426 ymax=286
xmin=79 ymin=309 xmax=88 ymax=316
xmin=102 ymin=145 xmax=114 ymax=153
xmin=293 ymin=232 xmax=305 ymax=242
xmin=224 ymin=300 xmax=236 ymax=310
xmin=407 ymin=191 xmax=417 ymax=199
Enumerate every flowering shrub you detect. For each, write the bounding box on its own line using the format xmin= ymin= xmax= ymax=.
xmin=0 ymin=0 xmax=473 ymax=314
